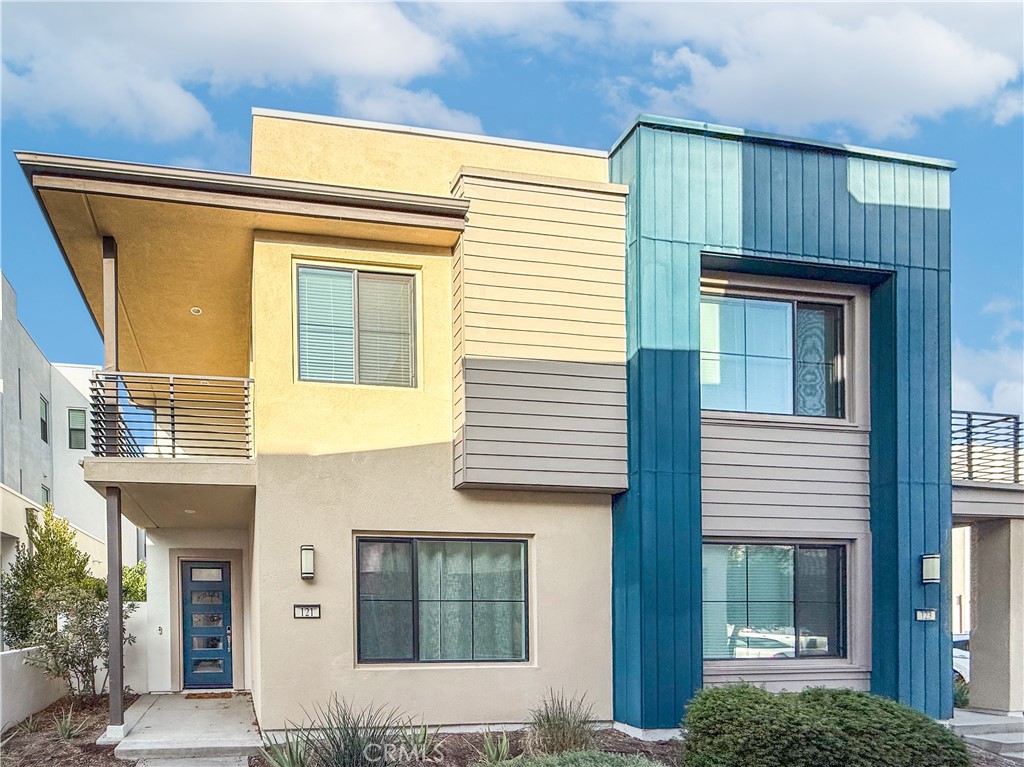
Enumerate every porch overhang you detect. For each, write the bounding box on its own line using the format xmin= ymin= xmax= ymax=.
xmin=16 ymin=152 xmax=469 ymax=378
xmin=83 ymin=457 xmax=256 ymax=529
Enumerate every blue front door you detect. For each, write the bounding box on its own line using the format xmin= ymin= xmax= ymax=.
xmin=182 ymin=561 xmax=233 ymax=688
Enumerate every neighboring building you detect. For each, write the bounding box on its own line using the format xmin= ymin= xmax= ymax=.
xmin=0 ymin=273 xmax=139 ymax=576
xmin=15 ymin=109 xmax=1022 ymax=741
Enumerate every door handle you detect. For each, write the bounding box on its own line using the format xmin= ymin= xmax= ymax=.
xmin=226 ymin=625 xmax=232 ymax=652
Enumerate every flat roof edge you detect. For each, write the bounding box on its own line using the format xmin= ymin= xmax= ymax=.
xmin=15 ymin=151 xmax=470 ymax=218
xmin=612 ymin=114 xmax=956 ymax=170
xmin=251 ymin=107 xmax=609 ymax=159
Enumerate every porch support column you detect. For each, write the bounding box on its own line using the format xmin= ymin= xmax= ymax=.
xmin=970 ymin=518 xmax=1024 ymax=715
xmin=105 ymin=486 xmax=125 ymax=737
xmin=102 ymin=235 xmax=118 ymax=371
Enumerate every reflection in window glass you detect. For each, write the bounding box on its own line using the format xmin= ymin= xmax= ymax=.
xmin=193 ymin=659 xmax=224 ymax=673
xmin=700 ymin=295 xmax=844 ymax=417
xmin=191 ymin=568 xmax=222 ymax=582
xmin=192 ymin=614 xmax=224 ymax=628
xmin=357 ymin=538 xmax=527 ymax=663
xmin=191 ymin=591 xmax=223 ymax=605
xmin=702 ymin=543 xmax=846 ymax=660
xmin=192 ymin=636 xmax=223 ymax=650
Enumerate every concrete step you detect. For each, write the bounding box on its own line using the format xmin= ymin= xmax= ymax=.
xmin=114 ymin=738 xmax=262 ymax=760
xmin=965 ymin=732 xmax=1024 ymax=756
xmin=947 ymin=711 xmax=1024 ymax=737
xmin=138 ymin=759 xmax=249 ymax=767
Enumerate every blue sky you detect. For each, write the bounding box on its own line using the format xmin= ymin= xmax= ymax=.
xmin=2 ymin=2 xmax=1022 ymax=413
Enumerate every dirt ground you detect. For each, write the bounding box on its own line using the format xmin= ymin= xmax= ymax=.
xmin=1 ymin=694 xmax=137 ymax=767
xmin=4 ymin=701 xmax=1013 ymax=767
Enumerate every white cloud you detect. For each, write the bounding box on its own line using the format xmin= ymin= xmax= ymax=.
xmin=337 ymin=84 xmax=483 ymax=134
xmin=954 ymin=296 xmax=1024 ymax=415
xmin=1 ymin=2 xmax=472 ymax=141
xmin=605 ymin=4 xmax=1022 ymax=139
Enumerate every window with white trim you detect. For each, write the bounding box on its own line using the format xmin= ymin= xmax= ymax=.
xmin=700 ymin=295 xmax=844 ymax=417
xmin=297 ymin=265 xmax=416 ymax=387
xmin=702 ymin=542 xmax=847 ymax=660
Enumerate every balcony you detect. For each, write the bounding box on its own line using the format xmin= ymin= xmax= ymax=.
xmin=951 ymin=410 xmax=1022 ymax=484
xmin=90 ymin=372 xmax=253 ymax=459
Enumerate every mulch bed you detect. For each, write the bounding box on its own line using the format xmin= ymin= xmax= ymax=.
xmin=5 ymin=704 xmax=1008 ymax=767
xmin=1 ymin=694 xmax=137 ymax=767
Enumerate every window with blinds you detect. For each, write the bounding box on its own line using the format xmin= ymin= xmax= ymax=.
xmin=68 ymin=408 xmax=87 ymax=450
xmin=297 ymin=266 xmax=416 ymax=387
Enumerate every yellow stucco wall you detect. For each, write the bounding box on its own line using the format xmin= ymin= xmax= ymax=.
xmin=250 ymin=113 xmax=608 ymax=196
xmin=251 ymin=233 xmax=454 ymax=456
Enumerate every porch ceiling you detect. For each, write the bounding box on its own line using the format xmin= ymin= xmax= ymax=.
xmin=18 ymin=152 xmax=468 ymax=379
xmin=83 ymin=457 xmax=257 ymax=529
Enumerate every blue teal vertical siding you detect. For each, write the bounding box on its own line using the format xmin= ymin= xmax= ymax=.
xmin=610 ymin=119 xmax=954 ymax=728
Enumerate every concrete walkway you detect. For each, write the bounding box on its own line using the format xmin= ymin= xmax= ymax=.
xmin=112 ymin=692 xmax=262 ymax=761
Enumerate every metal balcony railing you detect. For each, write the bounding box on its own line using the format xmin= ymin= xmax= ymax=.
xmin=951 ymin=410 xmax=1022 ymax=484
xmin=90 ymin=372 xmax=253 ymax=459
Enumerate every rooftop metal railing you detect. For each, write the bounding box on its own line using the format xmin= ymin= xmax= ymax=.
xmin=951 ymin=410 xmax=1022 ymax=484
xmin=90 ymin=372 xmax=253 ymax=459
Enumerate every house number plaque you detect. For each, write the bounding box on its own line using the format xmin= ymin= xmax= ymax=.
xmin=293 ymin=604 xmax=321 ymax=619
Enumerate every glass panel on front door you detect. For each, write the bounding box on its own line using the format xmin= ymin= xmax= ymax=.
xmin=182 ymin=561 xmax=232 ymax=688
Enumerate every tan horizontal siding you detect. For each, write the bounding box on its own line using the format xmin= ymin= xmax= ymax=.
xmin=459 ymin=178 xmax=626 ymax=215
xmin=464 ymin=283 xmax=624 ymax=313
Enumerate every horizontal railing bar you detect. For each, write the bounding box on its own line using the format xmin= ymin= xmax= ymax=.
xmin=92 ymin=372 xmax=252 ymax=383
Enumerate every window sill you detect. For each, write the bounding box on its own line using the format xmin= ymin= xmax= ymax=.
xmin=701 ymin=409 xmax=867 ymax=431
xmin=704 ymin=658 xmax=869 ymax=675
xmin=355 ymin=660 xmax=533 ymax=670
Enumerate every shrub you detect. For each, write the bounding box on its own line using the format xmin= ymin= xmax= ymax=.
xmin=953 ymin=678 xmax=969 ymax=708
xmin=681 ymin=685 xmax=969 ymax=767
xmin=479 ymin=730 xmax=513 ymax=765
xmin=52 ymin=706 xmax=91 ymax=740
xmin=122 ymin=559 xmax=147 ymax=602
xmin=267 ymin=696 xmax=437 ymax=767
xmin=516 ymin=754 xmax=661 ymax=767
xmin=0 ymin=506 xmax=136 ymax=695
xmin=527 ymin=690 xmax=597 ymax=755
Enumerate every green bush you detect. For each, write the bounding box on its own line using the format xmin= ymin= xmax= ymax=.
xmin=527 ymin=690 xmax=597 ymax=754
xmin=0 ymin=506 xmax=136 ymax=695
xmin=681 ymin=685 xmax=969 ymax=767
xmin=517 ymin=754 xmax=662 ymax=767
xmin=122 ymin=559 xmax=147 ymax=602
xmin=953 ymin=677 xmax=969 ymax=708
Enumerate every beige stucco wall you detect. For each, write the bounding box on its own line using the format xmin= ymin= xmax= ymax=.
xmin=969 ymin=518 xmax=1024 ymax=715
xmin=253 ymin=444 xmax=612 ymax=730
xmin=250 ymin=112 xmax=608 ymax=196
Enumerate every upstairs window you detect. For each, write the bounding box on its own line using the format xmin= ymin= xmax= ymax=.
xmin=700 ymin=295 xmax=844 ymax=417
xmin=39 ymin=396 xmax=49 ymax=443
xmin=68 ymin=408 xmax=87 ymax=450
xmin=297 ymin=266 xmax=416 ymax=387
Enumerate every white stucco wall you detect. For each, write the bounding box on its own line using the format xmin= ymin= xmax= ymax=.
xmin=145 ymin=528 xmax=251 ymax=693
xmin=0 ymin=647 xmax=68 ymax=733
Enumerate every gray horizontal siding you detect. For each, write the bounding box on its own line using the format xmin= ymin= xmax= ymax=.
xmin=701 ymin=420 xmax=872 ymax=528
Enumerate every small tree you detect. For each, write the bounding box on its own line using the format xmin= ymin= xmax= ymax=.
xmin=0 ymin=505 xmax=136 ymax=695
xmin=122 ymin=559 xmax=147 ymax=602
xmin=1 ymin=506 xmax=94 ymax=648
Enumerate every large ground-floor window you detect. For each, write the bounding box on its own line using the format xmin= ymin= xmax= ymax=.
xmin=702 ymin=542 xmax=846 ymax=660
xmin=356 ymin=537 xmax=528 ymax=663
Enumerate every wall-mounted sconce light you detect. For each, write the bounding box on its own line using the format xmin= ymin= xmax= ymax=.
xmin=301 ymin=545 xmax=315 ymax=580
xmin=921 ymin=553 xmax=941 ymax=584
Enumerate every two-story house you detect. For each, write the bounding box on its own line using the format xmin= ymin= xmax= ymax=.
xmin=19 ymin=108 xmax=1000 ymax=742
